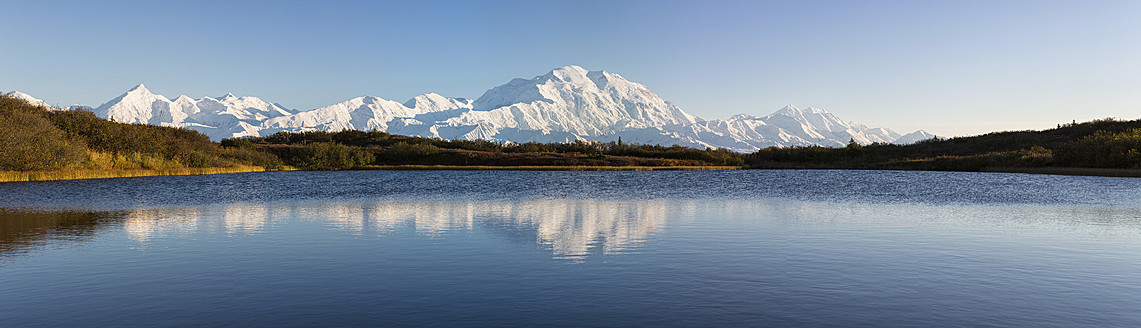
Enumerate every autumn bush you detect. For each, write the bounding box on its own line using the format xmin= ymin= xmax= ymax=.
xmin=293 ymin=142 xmax=375 ymax=170
xmin=0 ymin=102 xmax=87 ymax=170
xmin=1055 ymin=129 xmax=1141 ymax=168
xmin=379 ymin=141 xmax=440 ymax=163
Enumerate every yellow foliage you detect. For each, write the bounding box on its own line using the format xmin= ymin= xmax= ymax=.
xmin=0 ymin=165 xmax=267 ymax=182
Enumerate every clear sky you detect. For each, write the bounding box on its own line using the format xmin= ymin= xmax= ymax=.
xmin=2 ymin=0 xmax=1138 ymax=137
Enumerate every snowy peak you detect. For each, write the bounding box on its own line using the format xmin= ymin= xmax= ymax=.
xmin=118 ymin=83 xmax=163 ymax=100
xmin=894 ymin=130 xmax=937 ymax=144
xmin=260 ymin=94 xmax=428 ymax=135
xmin=773 ymin=105 xmax=828 ymax=116
xmin=585 ymin=70 xmax=628 ymax=90
xmin=469 ymin=65 xmax=699 ymax=135
xmin=539 ymin=66 xmax=638 ymax=93
xmin=474 ymin=66 xmax=621 ymax=110
xmin=402 ymin=93 xmax=445 ymax=108
xmin=776 ymin=104 xmax=799 ymax=114
xmin=764 ymin=105 xmax=847 ymax=130
xmin=117 ymin=84 xmax=164 ymax=103
xmin=543 ymin=65 xmax=591 ymax=83
xmin=728 ymin=113 xmax=760 ymax=121
xmin=127 ymin=83 xmax=151 ymax=94
xmin=92 ymin=85 xmax=297 ymax=138
xmin=554 ymin=64 xmax=588 ymax=74
xmin=4 ymin=91 xmax=52 ymax=108
xmin=710 ymin=105 xmax=902 ymax=148
xmin=95 ymin=84 xmax=173 ymax=124
xmin=804 ymin=107 xmax=827 ymax=114
xmin=402 ymin=93 xmax=473 ymax=112
xmin=211 ymin=93 xmax=291 ymax=116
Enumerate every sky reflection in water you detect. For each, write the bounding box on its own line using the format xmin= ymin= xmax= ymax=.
xmin=1 ymin=170 xmax=1140 ymax=326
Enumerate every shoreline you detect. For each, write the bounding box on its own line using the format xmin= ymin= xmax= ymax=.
xmin=980 ymin=167 xmax=1141 ymax=178
xmin=746 ymin=165 xmax=1141 ymax=178
xmin=360 ymin=165 xmax=742 ymax=171
xmin=4 ymin=165 xmax=1137 ymax=183
xmin=0 ymin=166 xmax=269 ymax=183
xmin=0 ymin=165 xmax=741 ymax=183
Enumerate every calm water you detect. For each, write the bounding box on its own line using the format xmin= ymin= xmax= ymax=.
xmin=1 ymin=170 xmax=1139 ymax=327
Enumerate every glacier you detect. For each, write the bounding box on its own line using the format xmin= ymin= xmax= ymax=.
xmin=14 ymin=66 xmax=935 ymax=152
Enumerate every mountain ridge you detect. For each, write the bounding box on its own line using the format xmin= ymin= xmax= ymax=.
xmin=15 ymin=66 xmax=934 ymax=151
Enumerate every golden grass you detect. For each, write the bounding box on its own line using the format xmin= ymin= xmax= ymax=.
xmin=83 ymin=152 xmax=183 ymax=170
xmin=361 ymin=165 xmax=742 ymax=171
xmin=0 ymin=150 xmax=287 ymax=182
xmin=0 ymin=165 xmax=268 ymax=182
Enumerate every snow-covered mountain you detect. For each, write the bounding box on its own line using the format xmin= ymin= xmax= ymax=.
xmin=4 ymin=91 xmax=53 ymax=109
xmin=65 ymin=65 xmax=931 ymax=151
xmin=91 ymin=84 xmax=295 ymax=138
xmin=260 ymin=93 xmax=473 ymax=137
xmin=611 ymin=106 xmax=906 ymax=151
xmin=894 ymin=130 xmax=938 ymax=144
xmin=464 ymin=65 xmax=700 ymax=133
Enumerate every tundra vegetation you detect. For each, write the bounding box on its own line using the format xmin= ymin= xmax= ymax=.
xmin=747 ymin=118 xmax=1141 ymax=174
xmin=240 ymin=130 xmax=745 ymax=168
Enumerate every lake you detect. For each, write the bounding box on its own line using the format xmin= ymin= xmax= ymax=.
xmin=1 ymin=170 xmax=1139 ymax=327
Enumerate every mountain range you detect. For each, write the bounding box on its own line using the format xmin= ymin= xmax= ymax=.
xmin=7 ymin=66 xmax=934 ymax=152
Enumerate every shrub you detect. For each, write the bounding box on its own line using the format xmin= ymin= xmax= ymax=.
xmin=217 ymin=147 xmax=284 ymax=170
xmin=296 ymin=142 xmax=374 ymax=170
xmin=1055 ymin=129 xmax=1141 ymax=168
xmin=46 ymin=108 xmax=219 ymax=167
xmin=558 ymin=139 xmax=604 ymax=154
xmin=220 ymin=138 xmax=256 ymax=149
xmin=0 ymin=109 xmax=87 ymax=170
xmin=504 ymin=142 xmax=557 ymax=153
xmin=381 ymin=142 xmax=439 ymax=163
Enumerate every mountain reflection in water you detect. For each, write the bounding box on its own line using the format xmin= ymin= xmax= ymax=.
xmin=0 ymin=208 xmax=125 ymax=259
xmin=10 ymin=199 xmax=677 ymax=260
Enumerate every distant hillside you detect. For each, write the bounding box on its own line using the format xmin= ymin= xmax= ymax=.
xmin=747 ymin=117 xmax=1141 ymax=172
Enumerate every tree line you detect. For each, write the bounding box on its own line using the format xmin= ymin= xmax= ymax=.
xmin=747 ymin=117 xmax=1141 ymax=170
xmin=230 ymin=130 xmax=745 ymax=167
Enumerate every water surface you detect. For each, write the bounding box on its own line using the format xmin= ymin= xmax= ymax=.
xmin=1 ymin=170 xmax=1139 ymax=327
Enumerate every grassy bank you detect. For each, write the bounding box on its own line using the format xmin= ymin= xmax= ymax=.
xmin=0 ymin=165 xmax=270 ymax=183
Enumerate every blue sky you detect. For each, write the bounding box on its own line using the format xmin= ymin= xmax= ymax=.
xmin=2 ymin=0 xmax=1138 ymax=136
